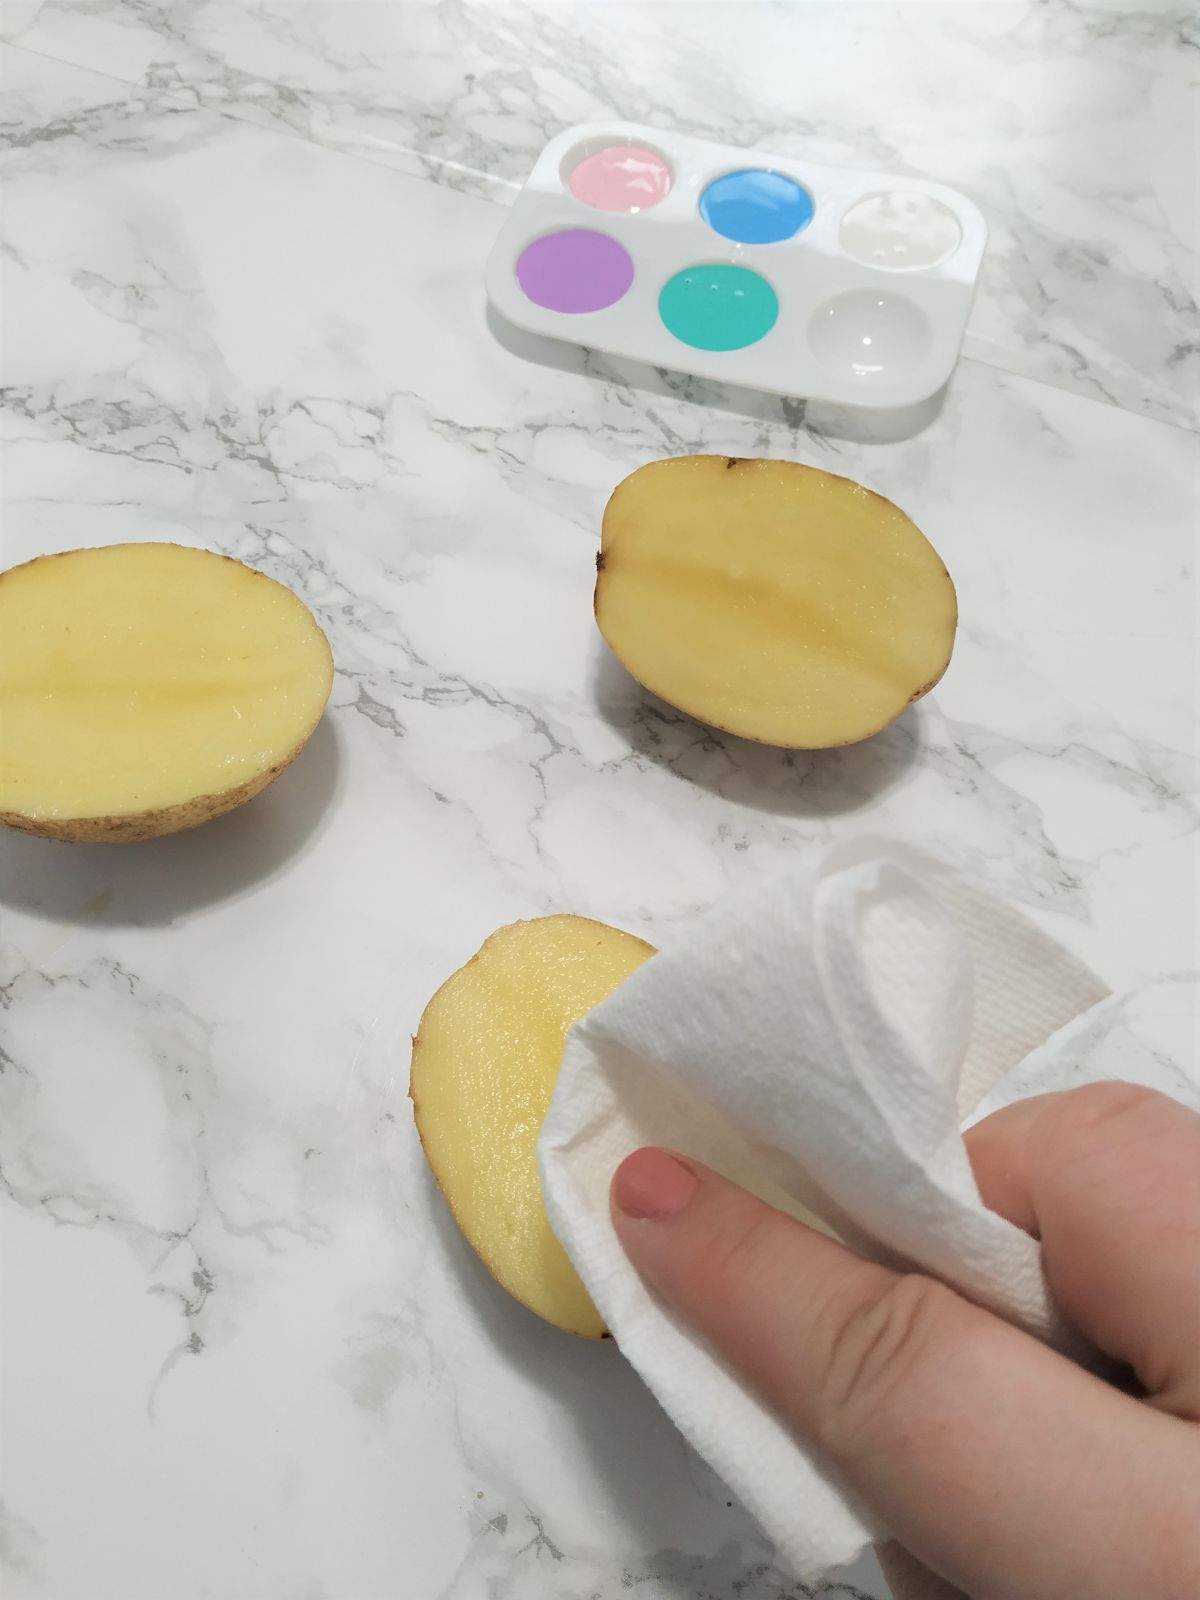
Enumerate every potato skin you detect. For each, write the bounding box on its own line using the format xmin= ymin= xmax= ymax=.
xmin=0 ymin=727 xmax=318 ymax=843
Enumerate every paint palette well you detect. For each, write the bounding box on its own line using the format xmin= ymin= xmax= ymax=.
xmin=485 ymin=122 xmax=987 ymax=408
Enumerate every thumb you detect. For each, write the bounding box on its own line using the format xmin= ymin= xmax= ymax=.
xmin=877 ymin=1541 xmax=969 ymax=1600
xmin=611 ymin=1148 xmax=1200 ymax=1600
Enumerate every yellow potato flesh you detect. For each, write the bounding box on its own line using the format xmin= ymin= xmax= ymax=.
xmin=595 ymin=456 xmax=957 ymax=748
xmin=411 ymin=916 xmax=654 ymax=1337
xmin=0 ymin=542 xmax=333 ymax=840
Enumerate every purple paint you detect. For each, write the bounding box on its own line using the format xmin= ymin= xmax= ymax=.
xmin=515 ymin=229 xmax=634 ymax=314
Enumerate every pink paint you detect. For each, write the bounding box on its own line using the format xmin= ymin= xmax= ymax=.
xmin=568 ymin=144 xmax=672 ymax=213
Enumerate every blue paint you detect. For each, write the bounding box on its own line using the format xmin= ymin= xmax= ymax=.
xmin=699 ymin=168 xmax=814 ymax=245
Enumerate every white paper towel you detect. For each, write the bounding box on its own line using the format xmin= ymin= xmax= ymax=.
xmin=537 ymin=841 xmax=1200 ymax=1577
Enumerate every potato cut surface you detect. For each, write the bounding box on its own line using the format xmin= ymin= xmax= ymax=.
xmin=595 ymin=456 xmax=957 ymax=748
xmin=0 ymin=542 xmax=333 ymax=838
xmin=411 ymin=916 xmax=654 ymax=1337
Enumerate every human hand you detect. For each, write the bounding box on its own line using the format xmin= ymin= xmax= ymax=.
xmin=610 ymin=1083 xmax=1200 ymax=1600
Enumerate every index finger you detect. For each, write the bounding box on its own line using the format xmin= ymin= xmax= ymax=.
xmin=965 ymin=1084 xmax=1200 ymax=1418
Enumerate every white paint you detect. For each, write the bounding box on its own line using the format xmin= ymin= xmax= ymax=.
xmin=839 ymin=190 xmax=963 ymax=271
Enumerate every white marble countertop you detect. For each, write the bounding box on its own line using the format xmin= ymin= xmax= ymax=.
xmin=1 ymin=5 xmax=1196 ymax=1598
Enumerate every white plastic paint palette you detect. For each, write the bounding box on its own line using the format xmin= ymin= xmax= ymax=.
xmin=486 ymin=122 xmax=988 ymax=408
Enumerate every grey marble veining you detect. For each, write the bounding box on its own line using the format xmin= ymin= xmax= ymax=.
xmin=5 ymin=0 xmax=1198 ymax=427
xmin=0 ymin=14 xmax=1197 ymax=1600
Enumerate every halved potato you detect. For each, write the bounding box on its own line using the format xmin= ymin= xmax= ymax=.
xmin=595 ymin=455 xmax=957 ymax=748
xmin=0 ymin=542 xmax=334 ymax=841
xmin=410 ymin=915 xmax=655 ymax=1337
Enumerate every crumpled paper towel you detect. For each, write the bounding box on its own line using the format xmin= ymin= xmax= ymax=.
xmin=537 ymin=841 xmax=1200 ymax=1577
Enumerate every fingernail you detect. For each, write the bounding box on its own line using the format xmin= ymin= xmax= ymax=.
xmin=613 ymin=1149 xmax=698 ymax=1220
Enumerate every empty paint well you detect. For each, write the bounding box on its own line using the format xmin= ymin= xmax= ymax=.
xmin=808 ymin=290 xmax=933 ymax=378
xmin=567 ymin=142 xmax=673 ymax=213
xmin=515 ymin=229 xmax=634 ymax=313
xmin=659 ymin=264 xmax=779 ymax=351
xmin=699 ymin=169 xmax=814 ymax=244
xmin=840 ymin=191 xmax=962 ymax=270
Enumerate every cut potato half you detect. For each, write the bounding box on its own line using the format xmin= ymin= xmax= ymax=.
xmin=0 ymin=543 xmax=334 ymax=841
xmin=410 ymin=915 xmax=655 ymax=1337
xmin=595 ymin=455 xmax=957 ymax=748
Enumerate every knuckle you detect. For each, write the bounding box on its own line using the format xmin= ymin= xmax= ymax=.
xmin=815 ymin=1273 xmax=960 ymax=1458
xmin=1044 ymin=1082 xmax=1182 ymax=1185
xmin=1056 ymin=1081 xmax=1172 ymax=1145
xmin=691 ymin=1201 xmax=780 ymax=1307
